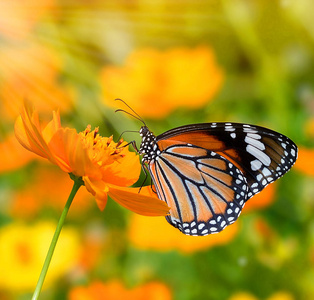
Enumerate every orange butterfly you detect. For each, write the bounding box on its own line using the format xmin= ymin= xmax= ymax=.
xmin=117 ymin=100 xmax=298 ymax=236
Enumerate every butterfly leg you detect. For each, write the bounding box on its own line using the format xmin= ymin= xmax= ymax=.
xmin=116 ymin=139 xmax=139 ymax=153
xmin=138 ymin=163 xmax=150 ymax=193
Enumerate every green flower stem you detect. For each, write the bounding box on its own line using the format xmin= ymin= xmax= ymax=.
xmin=32 ymin=175 xmax=84 ymax=300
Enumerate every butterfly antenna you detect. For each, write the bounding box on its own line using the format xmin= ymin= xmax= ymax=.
xmin=115 ymin=98 xmax=146 ymax=126
xmin=115 ymin=109 xmax=146 ymax=125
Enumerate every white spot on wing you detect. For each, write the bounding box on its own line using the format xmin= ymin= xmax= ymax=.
xmin=250 ymin=159 xmax=262 ymax=171
xmin=291 ymin=149 xmax=296 ymax=156
xmin=262 ymin=167 xmax=272 ymax=177
xmin=246 ymin=145 xmax=271 ymax=166
xmin=247 ymin=133 xmax=262 ymax=140
xmin=245 ymin=136 xmax=265 ymax=150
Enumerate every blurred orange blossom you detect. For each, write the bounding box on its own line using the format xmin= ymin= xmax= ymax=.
xmin=10 ymin=165 xmax=93 ymax=219
xmin=14 ymin=101 xmax=169 ymax=216
xmin=128 ymin=214 xmax=239 ymax=253
xmin=101 ymin=46 xmax=224 ymax=118
xmin=294 ymin=147 xmax=314 ymax=176
xmin=0 ymin=133 xmax=35 ymax=173
xmin=69 ymin=280 xmax=172 ymax=300
xmin=242 ymin=183 xmax=276 ymax=213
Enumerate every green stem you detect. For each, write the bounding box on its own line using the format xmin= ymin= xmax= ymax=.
xmin=32 ymin=176 xmax=84 ymax=300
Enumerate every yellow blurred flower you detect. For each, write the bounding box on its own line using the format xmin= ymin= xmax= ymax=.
xmin=254 ymin=218 xmax=297 ymax=270
xmin=228 ymin=291 xmax=295 ymax=300
xmin=294 ymin=147 xmax=314 ymax=176
xmin=0 ymin=221 xmax=80 ymax=291
xmin=101 ymin=46 xmax=224 ymax=118
xmin=267 ymin=291 xmax=295 ymax=300
xmin=304 ymin=118 xmax=314 ymax=140
xmin=228 ymin=292 xmax=258 ymax=300
xmin=128 ymin=214 xmax=239 ymax=253
xmin=0 ymin=44 xmax=74 ymax=122
xmin=14 ymin=101 xmax=169 ymax=216
xmin=68 ymin=280 xmax=172 ymax=300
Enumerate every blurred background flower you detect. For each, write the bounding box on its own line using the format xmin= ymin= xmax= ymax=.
xmin=0 ymin=221 xmax=80 ymax=292
xmin=0 ymin=0 xmax=313 ymax=299
xmin=128 ymin=214 xmax=239 ymax=254
xmin=100 ymin=46 xmax=224 ymax=119
xmin=68 ymin=280 xmax=172 ymax=300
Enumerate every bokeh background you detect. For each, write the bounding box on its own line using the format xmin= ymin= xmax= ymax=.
xmin=0 ymin=0 xmax=314 ymax=299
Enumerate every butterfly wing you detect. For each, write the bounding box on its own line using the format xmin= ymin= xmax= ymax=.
xmin=148 ymin=144 xmax=249 ymax=235
xmin=156 ymin=122 xmax=298 ymax=199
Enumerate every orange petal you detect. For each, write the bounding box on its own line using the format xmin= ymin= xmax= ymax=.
xmin=83 ymin=177 xmax=109 ymax=211
xmin=101 ymin=150 xmax=141 ymax=187
xmin=48 ymin=128 xmax=82 ymax=174
xmin=107 ymin=184 xmax=169 ymax=216
xmin=42 ymin=110 xmax=62 ymax=141
xmin=47 ymin=128 xmax=102 ymax=177
xmin=14 ymin=115 xmax=48 ymax=159
xmin=14 ymin=101 xmax=55 ymax=160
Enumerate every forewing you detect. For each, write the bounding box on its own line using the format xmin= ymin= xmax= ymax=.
xmin=148 ymin=144 xmax=249 ymax=236
xmin=157 ymin=122 xmax=298 ymax=199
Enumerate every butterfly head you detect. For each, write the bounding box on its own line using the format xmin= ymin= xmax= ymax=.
xmin=139 ymin=126 xmax=158 ymax=163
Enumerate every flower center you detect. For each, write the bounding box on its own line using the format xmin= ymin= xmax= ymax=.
xmin=80 ymin=125 xmax=125 ymax=166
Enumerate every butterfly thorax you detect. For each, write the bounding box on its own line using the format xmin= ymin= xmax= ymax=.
xmin=139 ymin=126 xmax=160 ymax=163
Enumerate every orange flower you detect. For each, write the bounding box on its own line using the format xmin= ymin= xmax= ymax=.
xmin=14 ymin=102 xmax=169 ymax=216
xmin=242 ymin=183 xmax=276 ymax=213
xmin=68 ymin=280 xmax=172 ymax=300
xmin=128 ymin=214 xmax=239 ymax=253
xmin=294 ymin=147 xmax=314 ymax=176
xmin=101 ymin=46 xmax=224 ymax=119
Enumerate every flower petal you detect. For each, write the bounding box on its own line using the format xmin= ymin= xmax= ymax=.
xmin=15 ymin=114 xmax=48 ymax=159
xmin=48 ymin=128 xmax=81 ymax=174
xmin=83 ymin=176 xmax=109 ymax=211
xmin=101 ymin=149 xmax=141 ymax=187
xmin=107 ymin=184 xmax=170 ymax=216
xmin=42 ymin=110 xmax=62 ymax=141
xmin=14 ymin=101 xmax=56 ymax=161
xmin=47 ymin=128 xmax=102 ymax=177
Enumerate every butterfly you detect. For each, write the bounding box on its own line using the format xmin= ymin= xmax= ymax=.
xmin=116 ymin=100 xmax=298 ymax=236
